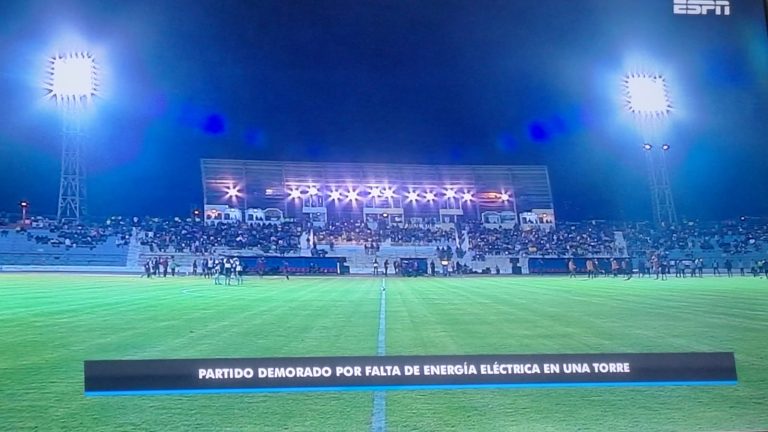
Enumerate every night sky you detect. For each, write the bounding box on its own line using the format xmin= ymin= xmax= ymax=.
xmin=1 ymin=0 xmax=767 ymax=220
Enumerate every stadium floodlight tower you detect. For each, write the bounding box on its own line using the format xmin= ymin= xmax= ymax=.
xmin=45 ymin=51 xmax=99 ymax=222
xmin=622 ymin=72 xmax=678 ymax=226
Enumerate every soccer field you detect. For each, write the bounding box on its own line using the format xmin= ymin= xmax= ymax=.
xmin=1 ymin=273 xmax=767 ymax=431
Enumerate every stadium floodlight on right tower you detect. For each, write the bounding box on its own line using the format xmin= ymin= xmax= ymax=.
xmin=622 ymin=72 xmax=678 ymax=227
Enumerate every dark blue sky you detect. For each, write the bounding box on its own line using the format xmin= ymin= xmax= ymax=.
xmin=1 ymin=0 xmax=767 ymax=220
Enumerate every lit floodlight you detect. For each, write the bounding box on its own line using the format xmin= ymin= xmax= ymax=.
xmin=444 ymin=189 xmax=457 ymax=199
xmin=345 ymin=189 xmax=359 ymax=201
xmin=622 ymin=73 xmax=672 ymax=118
xmin=46 ymin=52 xmax=98 ymax=104
xmin=462 ymin=192 xmax=473 ymax=202
xmin=288 ymin=188 xmax=302 ymax=199
xmin=662 ymin=143 xmax=671 ymax=151
xmin=328 ymin=190 xmax=342 ymax=201
xmin=643 ymin=143 xmax=653 ymax=151
xmin=224 ymin=185 xmax=241 ymax=199
xmin=500 ymin=192 xmax=510 ymax=202
xmin=424 ymin=191 xmax=436 ymax=202
xmin=405 ymin=191 xmax=419 ymax=203
xmin=369 ymin=187 xmax=381 ymax=197
xmin=382 ymin=187 xmax=396 ymax=199
xmin=308 ymin=186 xmax=318 ymax=196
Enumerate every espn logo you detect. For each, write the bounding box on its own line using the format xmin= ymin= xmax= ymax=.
xmin=673 ymin=0 xmax=731 ymax=15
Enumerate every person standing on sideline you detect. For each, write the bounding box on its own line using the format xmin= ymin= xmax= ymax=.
xmin=373 ymin=258 xmax=379 ymax=276
xmin=568 ymin=259 xmax=577 ymax=278
xmin=713 ymin=260 xmax=721 ymax=277
xmin=383 ymin=259 xmax=389 ymax=277
xmin=624 ymin=258 xmax=634 ymax=280
xmin=224 ymin=258 xmax=233 ymax=286
xmin=235 ymin=258 xmax=244 ymax=285
xmin=143 ymin=259 xmax=152 ymax=278
xmin=738 ymin=259 xmax=745 ymax=277
xmin=724 ymin=259 xmax=733 ymax=278
xmin=586 ymin=258 xmax=595 ymax=279
xmin=282 ymin=260 xmax=290 ymax=280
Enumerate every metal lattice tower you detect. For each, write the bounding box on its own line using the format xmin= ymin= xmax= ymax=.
xmin=57 ymin=106 xmax=88 ymax=222
xmin=46 ymin=51 xmax=98 ymax=223
xmin=644 ymin=147 xmax=677 ymax=227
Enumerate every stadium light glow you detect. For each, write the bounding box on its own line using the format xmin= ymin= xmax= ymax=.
xmin=345 ymin=189 xmax=359 ymax=201
xmin=382 ymin=187 xmax=396 ymax=199
xmin=662 ymin=143 xmax=671 ymax=151
xmin=462 ymin=191 xmax=473 ymax=202
xmin=500 ymin=192 xmax=510 ymax=202
xmin=405 ymin=191 xmax=419 ymax=203
xmin=288 ymin=188 xmax=302 ymax=199
xmin=369 ymin=187 xmax=381 ymax=197
xmin=328 ymin=190 xmax=342 ymax=201
xmin=424 ymin=191 xmax=436 ymax=202
xmin=224 ymin=185 xmax=241 ymax=199
xmin=444 ymin=189 xmax=457 ymax=199
xmin=308 ymin=186 xmax=319 ymax=196
xmin=46 ymin=52 xmax=98 ymax=104
xmin=643 ymin=143 xmax=653 ymax=151
xmin=622 ymin=73 xmax=672 ymax=118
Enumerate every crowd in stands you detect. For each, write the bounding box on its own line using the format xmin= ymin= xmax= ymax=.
xmin=623 ymin=219 xmax=768 ymax=257
xmin=136 ymin=218 xmax=302 ymax=255
xmin=467 ymin=221 xmax=617 ymax=261
xmin=311 ymin=219 xmax=456 ymax=248
xmin=3 ymin=213 xmax=768 ymax=262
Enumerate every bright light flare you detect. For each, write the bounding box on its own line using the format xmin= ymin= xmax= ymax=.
xmin=424 ymin=191 xmax=436 ymax=202
xmin=308 ymin=186 xmax=319 ymax=196
xmin=288 ymin=188 xmax=302 ymax=199
xmin=643 ymin=143 xmax=653 ymax=151
xmin=345 ymin=188 xmax=360 ymax=201
xmin=622 ymin=73 xmax=672 ymax=118
xmin=500 ymin=192 xmax=510 ymax=202
xmin=444 ymin=189 xmax=457 ymax=199
xmin=405 ymin=191 xmax=419 ymax=202
xmin=462 ymin=192 xmax=473 ymax=202
xmin=382 ymin=187 xmax=396 ymax=199
xmin=46 ymin=52 xmax=98 ymax=104
xmin=328 ymin=190 xmax=342 ymax=201
xmin=369 ymin=187 xmax=381 ymax=197
xmin=224 ymin=185 xmax=241 ymax=199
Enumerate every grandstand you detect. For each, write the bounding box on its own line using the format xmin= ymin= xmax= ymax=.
xmin=200 ymin=159 xmax=555 ymax=226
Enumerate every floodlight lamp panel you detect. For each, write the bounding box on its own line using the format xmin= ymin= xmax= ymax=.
xmin=47 ymin=52 xmax=98 ymax=104
xmin=623 ymin=73 xmax=672 ymax=117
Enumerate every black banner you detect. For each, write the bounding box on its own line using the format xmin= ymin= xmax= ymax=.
xmin=84 ymin=352 xmax=737 ymax=396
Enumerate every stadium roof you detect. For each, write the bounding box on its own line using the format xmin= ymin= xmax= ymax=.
xmin=201 ymin=159 xmax=554 ymax=213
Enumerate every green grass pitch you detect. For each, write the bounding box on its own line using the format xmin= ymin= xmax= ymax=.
xmin=1 ymin=273 xmax=767 ymax=431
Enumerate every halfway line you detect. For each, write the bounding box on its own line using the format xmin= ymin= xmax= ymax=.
xmin=371 ymin=278 xmax=387 ymax=432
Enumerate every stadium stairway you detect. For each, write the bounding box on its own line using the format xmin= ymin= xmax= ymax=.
xmin=125 ymin=232 xmax=143 ymax=271
xmin=335 ymin=244 xmax=441 ymax=274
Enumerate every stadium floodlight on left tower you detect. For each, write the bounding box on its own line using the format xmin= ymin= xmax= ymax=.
xmin=622 ymin=72 xmax=677 ymax=226
xmin=45 ymin=51 xmax=99 ymax=222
